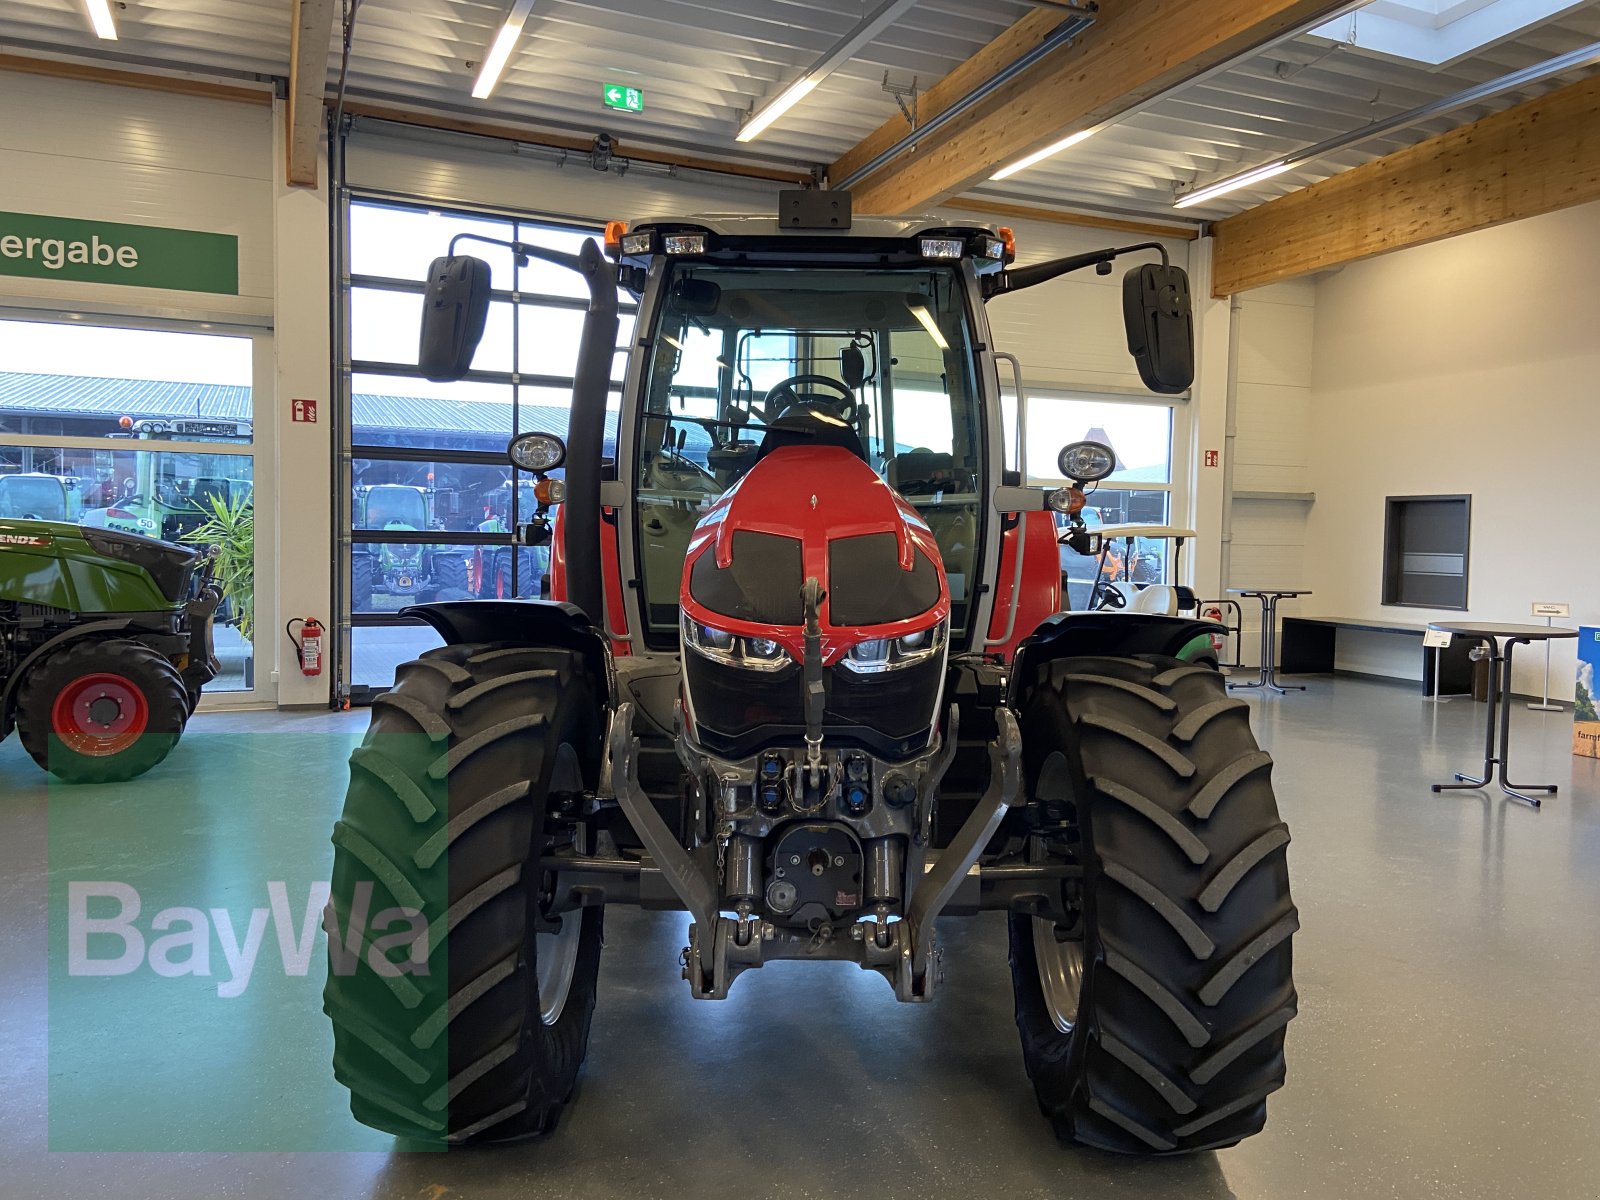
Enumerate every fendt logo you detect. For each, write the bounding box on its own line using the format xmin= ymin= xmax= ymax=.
xmin=0 ymin=533 xmax=52 ymax=547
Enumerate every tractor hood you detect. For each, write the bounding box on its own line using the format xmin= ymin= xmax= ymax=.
xmin=0 ymin=518 xmax=202 ymax=608
xmin=680 ymin=444 xmax=950 ymax=666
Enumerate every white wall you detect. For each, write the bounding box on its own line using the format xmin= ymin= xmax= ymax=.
xmin=1305 ymin=199 xmax=1600 ymax=696
xmin=1224 ymin=279 xmax=1317 ymax=660
xmin=0 ymin=74 xmax=274 ymax=322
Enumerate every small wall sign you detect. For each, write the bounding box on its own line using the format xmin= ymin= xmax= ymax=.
xmin=1423 ymin=629 xmax=1453 ymax=649
xmin=291 ymin=399 xmax=318 ymax=423
xmin=1531 ymin=602 xmax=1570 ymax=618
xmin=1204 ymin=449 xmax=1219 ymax=467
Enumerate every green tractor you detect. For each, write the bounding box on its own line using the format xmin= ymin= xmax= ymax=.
xmin=0 ymin=517 xmax=221 ymax=783
xmin=472 ymin=479 xmax=548 ymax=599
xmin=82 ymin=458 xmax=246 ymax=545
xmin=351 ymin=483 xmax=470 ymax=611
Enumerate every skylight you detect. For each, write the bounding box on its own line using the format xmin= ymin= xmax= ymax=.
xmin=1310 ymin=0 xmax=1589 ymax=66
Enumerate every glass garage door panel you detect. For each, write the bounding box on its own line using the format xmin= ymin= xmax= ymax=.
xmin=350 ymin=289 xmax=517 ymax=375
xmin=349 ymin=202 xmax=519 ymax=282
xmin=350 ymin=373 xmax=516 ymax=454
xmin=345 ymin=196 xmax=635 ymax=695
xmin=350 ymin=624 xmax=446 ymax=692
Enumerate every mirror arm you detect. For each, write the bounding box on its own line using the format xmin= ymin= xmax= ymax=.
xmin=982 ymin=241 xmax=1170 ymax=300
xmin=447 ymin=233 xmax=584 ymax=274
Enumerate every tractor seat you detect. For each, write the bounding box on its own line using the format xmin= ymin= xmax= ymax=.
xmin=1128 ymin=584 xmax=1180 ymax=615
xmin=887 ymin=450 xmax=961 ymax=496
xmin=755 ymin=403 xmax=866 ymax=463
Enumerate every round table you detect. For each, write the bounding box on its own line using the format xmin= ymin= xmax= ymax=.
xmin=1427 ymin=621 xmax=1578 ymax=808
xmin=1227 ymin=588 xmax=1311 ymax=694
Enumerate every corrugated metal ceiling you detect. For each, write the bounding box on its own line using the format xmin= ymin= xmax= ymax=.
xmin=2 ymin=0 xmax=1597 ymax=222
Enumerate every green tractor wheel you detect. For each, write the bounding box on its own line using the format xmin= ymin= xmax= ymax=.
xmin=16 ymin=638 xmax=190 ymax=784
xmin=430 ymin=553 xmax=470 ymax=602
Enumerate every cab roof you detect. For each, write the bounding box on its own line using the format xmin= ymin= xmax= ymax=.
xmin=630 ymin=213 xmax=998 ymax=240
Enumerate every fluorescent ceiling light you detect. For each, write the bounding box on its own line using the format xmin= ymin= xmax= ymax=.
xmin=990 ymin=129 xmax=1095 ymax=181
xmin=737 ymin=77 xmax=818 ymax=143
xmin=471 ymin=0 xmax=537 ymax=100
xmin=906 ymin=298 xmax=949 ymax=351
xmin=1173 ymin=160 xmax=1292 ymax=209
xmin=84 ymin=0 xmax=118 ymax=40
xmin=737 ymin=0 xmax=921 ymax=143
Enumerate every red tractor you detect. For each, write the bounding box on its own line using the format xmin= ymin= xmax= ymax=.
xmin=323 ymin=194 xmax=1296 ymax=1155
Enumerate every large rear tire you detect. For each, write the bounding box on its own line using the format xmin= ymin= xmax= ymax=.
xmin=15 ymin=638 xmax=188 ymax=783
xmin=1009 ymin=655 xmax=1297 ymax=1154
xmin=323 ymin=642 xmax=605 ymax=1143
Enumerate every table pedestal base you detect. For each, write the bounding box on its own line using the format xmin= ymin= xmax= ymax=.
xmin=1431 ymin=637 xmax=1558 ymax=809
xmin=1228 ymin=592 xmax=1306 ymax=694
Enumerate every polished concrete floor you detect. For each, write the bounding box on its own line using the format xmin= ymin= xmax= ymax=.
xmin=3 ymin=675 xmax=1599 ymax=1199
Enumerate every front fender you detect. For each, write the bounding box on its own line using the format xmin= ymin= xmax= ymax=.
xmin=1007 ymin=611 xmax=1221 ymax=708
xmin=401 ymin=598 xmax=613 ymax=701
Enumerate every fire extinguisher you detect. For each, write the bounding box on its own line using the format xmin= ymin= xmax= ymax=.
xmin=1202 ymin=605 xmax=1227 ymax=654
xmin=287 ymin=617 xmax=324 ymax=676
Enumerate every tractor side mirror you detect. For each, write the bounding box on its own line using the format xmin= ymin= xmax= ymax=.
xmin=419 ymin=255 xmax=493 ymax=382
xmin=1122 ymin=263 xmax=1194 ymax=395
xmin=840 ymin=345 xmax=867 ymax=390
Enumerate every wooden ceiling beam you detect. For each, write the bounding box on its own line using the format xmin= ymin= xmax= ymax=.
xmin=1210 ymin=72 xmax=1600 ymax=295
xmin=0 ymin=53 xmax=272 ymax=105
xmin=832 ymin=0 xmax=1353 ymax=215
xmin=286 ymin=0 xmax=337 ymax=187
xmin=950 ymin=199 xmax=1200 ymax=241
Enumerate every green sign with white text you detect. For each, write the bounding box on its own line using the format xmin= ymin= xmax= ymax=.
xmin=602 ymin=82 xmax=644 ymax=113
xmin=0 ymin=212 xmax=239 ymax=295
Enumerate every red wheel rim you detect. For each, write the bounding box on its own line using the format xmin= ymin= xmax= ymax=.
xmin=51 ymin=673 xmax=150 ymax=756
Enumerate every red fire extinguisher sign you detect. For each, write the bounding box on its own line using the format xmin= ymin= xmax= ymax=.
xmin=287 ymin=617 xmax=324 ymax=676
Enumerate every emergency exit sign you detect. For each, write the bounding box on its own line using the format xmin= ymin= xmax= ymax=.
xmin=603 ymin=83 xmax=644 ymax=113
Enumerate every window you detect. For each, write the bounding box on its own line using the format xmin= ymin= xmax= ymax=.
xmin=342 ymin=197 xmax=634 ymax=692
xmin=631 ymin=262 xmax=985 ymax=641
xmin=1383 ymin=495 xmax=1470 ymax=609
xmin=1024 ymin=392 xmax=1179 ymax=611
xmin=0 ymin=315 xmax=260 ymax=694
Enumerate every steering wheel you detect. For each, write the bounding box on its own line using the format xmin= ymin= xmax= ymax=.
xmin=1092 ymin=579 xmax=1127 ymax=610
xmin=763 ymin=374 xmax=857 ymax=422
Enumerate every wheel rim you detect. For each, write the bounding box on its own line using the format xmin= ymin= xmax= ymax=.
xmin=51 ymin=673 xmax=149 ymax=757
xmin=1033 ymin=917 xmax=1084 ymax=1035
xmin=536 ymin=744 xmax=583 ymax=1026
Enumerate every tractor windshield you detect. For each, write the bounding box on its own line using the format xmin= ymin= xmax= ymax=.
xmin=366 ymin=487 xmax=427 ymax=530
xmin=634 ymin=263 xmax=983 ymax=640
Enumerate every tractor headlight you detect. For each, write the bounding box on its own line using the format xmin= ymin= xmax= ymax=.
xmin=681 ymin=613 xmax=793 ymax=673
xmin=919 ymin=237 xmax=965 ymax=259
xmin=840 ymin=618 xmax=947 ymax=674
xmin=620 ymin=232 xmax=654 ymax=256
xmin=664 ymin=234 xmax=707 ymax=255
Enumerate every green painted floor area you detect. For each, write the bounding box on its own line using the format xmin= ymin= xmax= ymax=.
xmin=3 ymin=678 xmax=1599 ymax=1198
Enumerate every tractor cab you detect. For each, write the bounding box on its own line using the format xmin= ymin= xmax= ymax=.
xmin=363 ymin=483 xmax=429 ymax=530
xmin=616 ymin=215 xmax=999 ymax=650
xmin=0 ymin=472 xmax=73 ymax=523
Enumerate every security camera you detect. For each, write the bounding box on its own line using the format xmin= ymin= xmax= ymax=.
xmin=591 ymin=133 xmax=614 ymax=172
